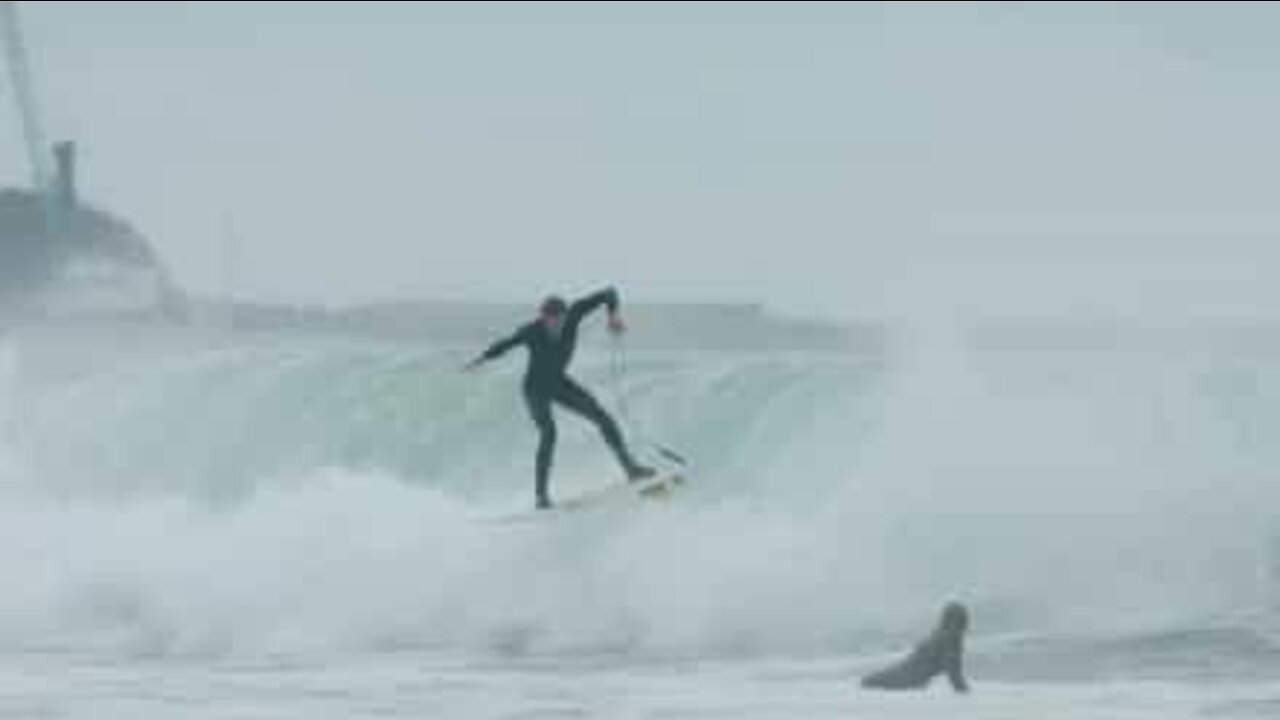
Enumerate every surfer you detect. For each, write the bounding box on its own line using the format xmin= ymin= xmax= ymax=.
xmin=861 ymin=602 xmax=971 ymax=694
xmin=466 ymin=288 xmax=655 ymax=510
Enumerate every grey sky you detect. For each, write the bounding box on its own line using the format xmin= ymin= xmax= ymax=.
xmin=4 ymin=1 xmax=1280 ymax=319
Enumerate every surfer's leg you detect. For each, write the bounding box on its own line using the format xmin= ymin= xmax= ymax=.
xmin=554 ymin=378 xmax=654 ymax=481
xmin=524 ymin=389 xmax=556 ymax=508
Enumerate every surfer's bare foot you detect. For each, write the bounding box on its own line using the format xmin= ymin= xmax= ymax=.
xmin=536 ymin=495 xmax=554 ymax=511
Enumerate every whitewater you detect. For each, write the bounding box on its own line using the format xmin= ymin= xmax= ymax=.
xmin=0 ymin=323 xmax=1277 ymax=719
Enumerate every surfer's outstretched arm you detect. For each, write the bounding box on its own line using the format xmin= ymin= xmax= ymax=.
xmin=466 ymin=325 xmax=532 ymax=370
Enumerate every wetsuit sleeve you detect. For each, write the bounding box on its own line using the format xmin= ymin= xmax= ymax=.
xmin=481 ymin=324 xmax=531 ymax=362
xmin=568 ymin=287 xmax=620 ymax=326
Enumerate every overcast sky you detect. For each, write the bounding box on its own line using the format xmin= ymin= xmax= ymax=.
xmin=4 ymin=1 xmax=1280 ymax=320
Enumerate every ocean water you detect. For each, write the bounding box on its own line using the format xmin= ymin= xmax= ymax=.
xmin=0 ymin=324 xmax=1277 ymax=718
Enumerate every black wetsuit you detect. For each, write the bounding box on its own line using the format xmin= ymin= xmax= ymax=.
xmin=480 ymin=288 xmax=644 ymax=504
xmin=861 ymin=626 xmax=969 ymax=693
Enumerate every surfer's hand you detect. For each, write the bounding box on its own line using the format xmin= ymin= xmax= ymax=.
xmin=463 ymin=357 xmax=485 ymax=373
xmin=607 ymin=312 xmax=627 ymax=335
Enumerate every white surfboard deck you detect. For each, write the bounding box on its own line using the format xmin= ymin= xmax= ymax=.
xmin=558 ymin=471 xmax=686 ymax=511
xmin=490 ymin=471 xmax=687 ymax=524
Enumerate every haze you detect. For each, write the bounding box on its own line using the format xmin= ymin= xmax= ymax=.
xmin=4 ymin=1 xmax=1279 ymax=321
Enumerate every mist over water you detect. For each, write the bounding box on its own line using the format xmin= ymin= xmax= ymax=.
xmin=8 ymin=2 xmax=1280 ymax=716
xmin=1 ymin=325 xmax=1275 ymax=676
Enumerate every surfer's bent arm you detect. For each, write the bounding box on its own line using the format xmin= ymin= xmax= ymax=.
xmin=568 ymin=287 xmax=621 ymax=327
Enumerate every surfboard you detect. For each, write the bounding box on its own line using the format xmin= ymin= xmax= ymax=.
xmin=489 ymin=470 xmax=687 ymax=524
xmin=557 ymin=470 xmax=687 ymax=511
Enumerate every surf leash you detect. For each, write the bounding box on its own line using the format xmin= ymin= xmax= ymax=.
xmin=609 ymin=333 xmax=689 ymax=468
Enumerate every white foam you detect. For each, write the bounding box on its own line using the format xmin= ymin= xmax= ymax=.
xmin=0 ymin=330 xmax=1276 ymax=660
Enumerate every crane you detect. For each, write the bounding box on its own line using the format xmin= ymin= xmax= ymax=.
xmin=1 ymin=0 xmax=52 ymax=195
